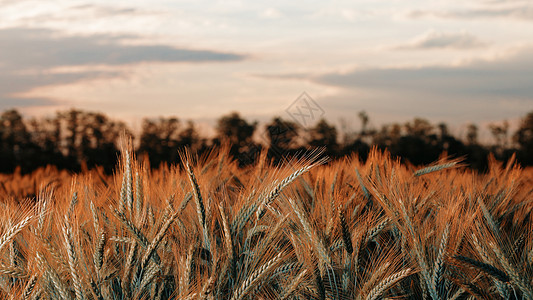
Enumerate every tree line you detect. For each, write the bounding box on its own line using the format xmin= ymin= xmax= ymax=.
xmin=0 ymin=108 xmax=531 ymax=174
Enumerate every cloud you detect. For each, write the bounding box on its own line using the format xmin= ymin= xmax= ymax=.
xmin=398 ymin=31 xmax=487 ymax=49
xmin=311 ymin=49 xmax=533 ymax=124
xmin=14 ymin=3 xmax=161 ymax=25
xmin=0 ymin=97 xmax=59 ymax=112
xmin=318 ymin=48 xmax=533 ymax=98
xmin=0 ymin=27 xmax=245 ymax=106
xmin=69 ymin=4 xmax=148 ymax=17
xmin=408 ymin=5 xmax=533 ymax=21
xmin=480 ymin=0 xmax=530 ymax=4
xmin=0 ymin=27 xmax=244 ymax=68
xmin=250 ymin=72 xmax=309 ymax=80
xmin=261 ymin=8 xmax=283 ymax=19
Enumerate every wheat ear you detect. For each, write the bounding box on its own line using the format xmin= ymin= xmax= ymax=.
xmin=453 ymin=255 xmax=510 ymax=282
xmin=414 ymin=162 xmax=458 ymax=176
xmin=0 ymin=216 xmax=33 ymax=253
xmin=62 ymin=222 xmax=84 ymax=300
xmin=365 ymin=268 xmax=412 ymax=300
xmin=257 ymin=163 xmax=316 ymax=220
xmin=140 ymin=208 xmax=179 ymax=270
xmin=113 ymin=208 xmax=148 ymax=248
xmin=432 ymin=225 xmax=450 ymax=296
xmin=288 ymin=197 xmax=331 ymax=270
xmin=230 ymin=252 xmax=283 ymax=300
xmin=279 ymin=269 xmax=308 ymax=300
xmin=20 ymin=273 xmax=37 ymax=300
xmin=491 ymin=243 xmax=533 ymax=299
xmin=339 ymin=208 xmax=353 ymax=254
xmin=185 ymin=160 xmax=211 ymax=250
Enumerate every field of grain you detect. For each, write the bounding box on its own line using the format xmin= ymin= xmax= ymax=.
xmin=0 ymin=145 xmax=532 ymax=300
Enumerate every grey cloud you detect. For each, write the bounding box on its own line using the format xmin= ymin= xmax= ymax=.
xmin=0 ymin=27 xmax=245 ymax=104
xmin=70 ymin=4 xmax=146 ymax=16
xmin=0 ymin=97 xmax=58 ymax=111
xmin=0 ymin=69 xmax=123 ymax=108
xmin=249 ymin=72 xmax=309 ymax=80
xmin=0 ymin=28 xmax=244 ymax=69
xmin=319 ymin=92 xmax=529 ymax=126
xmin=0 ymin=0 xmax=17 ymax=5
xmin=480 ymin=0 xmax=530 ymax=4
xmin=316 ymin=48 xmax=533 ymax=100
xmin=409 ymin=5 xmax=533 ymax=21
xmin=314 ymin=50 xmax=533 ymax=124
xmin=20 ymin=3 xmax=160 ymax=24
xmin=446 ymin=7 xmax=533 ymax=20
xmin=398 ymin=31 xmax=486 ymax=49
xmin=0 ymin=70 xmax=122 ymax=96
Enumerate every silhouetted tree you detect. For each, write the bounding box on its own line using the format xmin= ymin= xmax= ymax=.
xmin=63 ymin=110 xmax=80 ymax=158
xmin=437 ymin=123 xmax=467 ymax=160
xmin=466 ymin=124 xmax=478 ymax=145
xmin=460 ymin=123 xmax=488 ymax=169
xmin=217 ymin=112 xmax=256 ymax=146
xmin=392 ymin=118 xmax=441 ymax=165
xmin=0 ymin=110 xmax=31 ymax=172
xmin=80 ymin=112 xmax=127 ymax=172
xmin=266 ymin=118 xmax=299 ymax=149
xmin=489 ymin=120 xmax=509 ymax=157
xmin=26 ymin=117 xmax=65 ymax=170
xmin=514 ymin=111 xmax=533 ymax=165
xmin=308 ymin=119 xmax=338 ymax=156
xmin=438 ymin=123 xmax=448 ymax=140
xmin=405 ymin=118 xmax=434 ymax=138
xmin=373 ymin=123 xmax=402 ymax=148
xmin=358 ymin=111 xmax=369 ymax=138
xmin=264 ymin=117 xmax=301 ymax=163
xmin=0 ymin=110 xmax=29 ymax=148
xmin=178 ymin=121 xmax=201 ymax=149
xmin=49 ymin=109 xmax=126 ymax=172
xmin=216 ymin=112 xmax=257 ymax=165
xmin=139 ymin=117 xmax=182 ymax=167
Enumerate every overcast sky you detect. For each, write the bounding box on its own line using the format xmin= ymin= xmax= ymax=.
xmin=0 ymin=0 xmax=532 ymax=137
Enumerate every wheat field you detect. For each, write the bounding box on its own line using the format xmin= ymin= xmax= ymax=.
xmin=0 ymin=145 xmax=532 ymax=300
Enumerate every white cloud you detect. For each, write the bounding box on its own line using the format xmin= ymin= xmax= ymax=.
xmin=261 ymin=8 xmax=282 ymax=19
xmin=398 ymin=30 xmax=487 ymax=49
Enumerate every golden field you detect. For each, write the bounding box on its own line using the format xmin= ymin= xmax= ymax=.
xmin=0 ymin=145 xmax=532 ymax=300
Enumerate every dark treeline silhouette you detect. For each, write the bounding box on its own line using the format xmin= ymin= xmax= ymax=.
xmin=1 ymin=108 xmax=532 ymax=174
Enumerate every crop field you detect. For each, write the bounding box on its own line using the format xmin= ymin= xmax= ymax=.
xmin=0 ymin=145 xmax=532 ymax=300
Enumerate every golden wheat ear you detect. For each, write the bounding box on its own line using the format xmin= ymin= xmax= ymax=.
xmin=179 ymin=148 xmax=212 ymax=253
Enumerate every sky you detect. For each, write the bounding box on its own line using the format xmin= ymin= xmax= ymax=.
xmin=0 ymin=0 xmax=532 ymax=138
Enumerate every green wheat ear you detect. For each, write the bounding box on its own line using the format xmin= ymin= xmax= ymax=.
xmin=414 ymin=159 xmax=463 ymax=176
